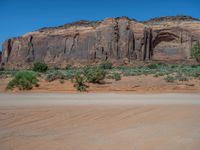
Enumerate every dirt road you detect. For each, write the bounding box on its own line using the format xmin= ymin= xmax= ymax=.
xmin=0 ymin=93 xmax=200 ymax=150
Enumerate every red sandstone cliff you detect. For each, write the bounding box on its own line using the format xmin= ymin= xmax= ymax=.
xmin=1 ymin=16 xmax=200 ymax=68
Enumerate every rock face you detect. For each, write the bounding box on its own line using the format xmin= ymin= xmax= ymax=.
xmin=1 ymin=16 xmax=200 ymax=68
xmin=0 ymin=51 xmax=2 ymax=64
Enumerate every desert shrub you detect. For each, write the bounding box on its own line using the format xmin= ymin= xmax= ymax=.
xmin=73 ymin=72 xmax=88 ymax=92
xmin=147 ymin=63 xmax=166 ymax=69
xmin=164 ymin=75 xmax=175 ymax=83
xmin=107 ymin=73 xmax=121 ymax=81
xmin=179 ymin=65 xmax=200 ymax=78
xmin=7 ymin=71 xmax=38 ymax=90
xmin=191 ymin=42 xmax=200 ymax=63
xmin=122 ymin=67 xmax=155 ymax=76
xmin=65 ymin=69 xmax=79 ymax=79
xmin=32 ymin=62 xmax=48 ymax=72
xmin=147 ymin=63 xmax=158 ymax=69
xmin=110 ymin=64 xmax=200 ymax=81
xmin=99 ymin=61 xmax=113 ymax=69
xmin=84 ymin=67 xmax=107 ymax=83
xmin=113 ymin=73 xmax=121 ymax=81
xmin=44 ymin=70 xmax=65 ymax=82
xmin=122 ymin=68 xmax=141 ymax=76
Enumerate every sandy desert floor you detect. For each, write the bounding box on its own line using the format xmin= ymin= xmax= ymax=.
xmin=0 ymin=93 xmax=200 ymax=150
xmin=1 ymin=75 xmax=200 ymax=93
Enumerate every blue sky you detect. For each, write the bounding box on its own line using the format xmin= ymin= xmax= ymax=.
xmin=0 ymin=0 xmax=200 ymax=49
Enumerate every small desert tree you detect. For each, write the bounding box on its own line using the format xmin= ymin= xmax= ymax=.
xmin=191 ymin=42 xmax=200 ymax=63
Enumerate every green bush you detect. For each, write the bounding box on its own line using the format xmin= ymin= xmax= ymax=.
xmin=84 ymin=67 xmax=107 ymax=83
xmin=7 ymin=71 xmax=38 ymax=90
xmin=99 ymin=61 xmax=113 ymax=69
xmin=32 ymin=62 xmax=48 ymax=72
xmin=73 ymin=72 xmax=88 ymax=92
xmin=191 ymin=42 xmax=200 ymax=63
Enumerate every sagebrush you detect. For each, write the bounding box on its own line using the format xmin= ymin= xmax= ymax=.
xmin=84 ymin=67 xmax=107 ymax=83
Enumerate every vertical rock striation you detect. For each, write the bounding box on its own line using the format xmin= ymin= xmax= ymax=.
xmin=1 ymin=16 xmax=200 ymax=68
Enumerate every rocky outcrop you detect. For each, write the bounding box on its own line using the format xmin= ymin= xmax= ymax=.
xmin=1 ymin=16 xmax=200 ymax=68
